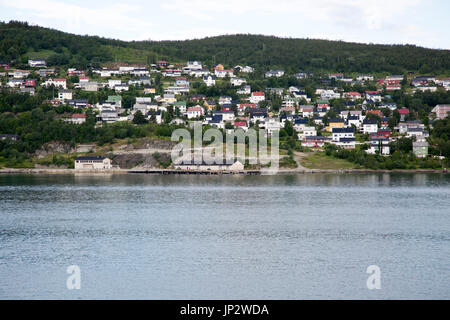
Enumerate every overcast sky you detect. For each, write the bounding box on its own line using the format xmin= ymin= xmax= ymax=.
xmin=1 ymin=0 xmax=449 ymax=49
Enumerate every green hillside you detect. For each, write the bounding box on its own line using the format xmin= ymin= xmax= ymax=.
xmin=1 ymin=20 xmax=450 ymax=74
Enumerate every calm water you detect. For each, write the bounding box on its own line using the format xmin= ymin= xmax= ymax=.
xmin=0 ymin=173 xmax=449 ymax=300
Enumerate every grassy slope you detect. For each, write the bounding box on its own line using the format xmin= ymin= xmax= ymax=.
xmin=301 ymin=152 xmax=356 ymax=170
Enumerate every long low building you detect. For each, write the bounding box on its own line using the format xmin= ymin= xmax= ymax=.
xmin=175 ymin=161 xmax=244 ymax=171
xmin=75 ymin=156 xmax=112 ymax=170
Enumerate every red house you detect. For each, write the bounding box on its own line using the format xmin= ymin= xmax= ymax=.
xmin=367 ymin=110 xmax=382 ymax=117
xmin=398 ymin=108 xmax=410 ymax=120
xmin=234 ymin=121 xmax=248 ymax=130
xmin=0 ymin=61 xmax=10 ymax=69
xmin=377 ymin=129 xmax=391 ymax=138
xmin=24 ymin=80 xmax=36 ymax=87
xmin=156 ymin=60 xmax=169 ymax=68
xmin=317 ymin=100 xmax=330 ymax=109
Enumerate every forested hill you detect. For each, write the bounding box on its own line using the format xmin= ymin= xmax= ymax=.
xmin=1 ymin=20 xmax=450 ymax=74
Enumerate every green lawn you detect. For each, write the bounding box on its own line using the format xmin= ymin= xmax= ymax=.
xmin=26 ymin=49 xmax=57 ymax=59
xmin=301 ymin=152 xmax=356 ymax=170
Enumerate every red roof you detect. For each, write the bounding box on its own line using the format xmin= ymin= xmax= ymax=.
xmin=252 ymin=92 xmax=264 ymax=96
xmin=54 ymin=78 xmax=66 ymax=81
xmin=234 ymin=122 xmax=247 ymax=127
xmin=347 ymin=92 xmax=361 ymax=95
xmin=365 ymin=91 xmax=379 ymax=94
xmin=188 ymin=107 xmax=202 ymax=112
xmin=398 ymin=109 xmax=410 ymax=114
xmin=239 ymin=103 xmax=257 ymax=108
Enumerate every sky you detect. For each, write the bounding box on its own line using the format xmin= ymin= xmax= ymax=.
xmin=1 ymin=0 xmax=449 ymax=49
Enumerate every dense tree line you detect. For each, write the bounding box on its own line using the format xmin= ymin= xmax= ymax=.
xmin=137 ymin=35 xmax=450 ymax=75
xmin=1 ymin=21 xmax=450 ymax=74
xmin=325 ymin=144 xmax=446 ymax=170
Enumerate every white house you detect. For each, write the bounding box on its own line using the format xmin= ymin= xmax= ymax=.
xmin=75 ymin=156 xmax=112 ymax=170
xmin=184 ymin=61 xmax=202 ymax=72
xmin=42 ymin=78 xmax=67 ymax=89
xmin=357 ymin=75 xmax=374 ymax=81
xmin=28 ymin=59 xmax=46 ymax=67
xmin=218 ymin=96 xmax=232 ymax=105
xmin=363 ymin=119 xmax=378 ymax=134
xmin=334 ymin=138 xmax=356 ymax=149
xmin=214 ymin=111 xmax=235 ymax=122
xmin=365 ymin=91 xmax=382 ymax=102
xmin=332 ymin=128 xmax=355 ymax=142
xmin=189 ymin=69 xmax=210 ymax=77
xmin=80 ymin=81 xmax=98 ymax=92
xmin=347 ymin=116 xmax=362 ymax=129
xmin=319 ymin=89 xmax=341 ymax=100
xmin=203 ymin=75 xmax=216 ymax=87
xmin=250 ymin=92 xmax=265 ymax=104
xmin=215 ymin=69 xmax=234 ymax=78
xmin=58 ymin=89 xmax=72 ymax=101
xmin=108 ymin=79 xmax=122 ymax=88
xmin=297 ymin=127 xmax=317 ymax=140
xmin=187 ymin=106 xmax=203 ymax=119
xmin=265 ymin=70 xmax=284 ymax=78
xmin=230 ymin=77 xmax=246 ymax=86
xmin=7 ymin=79 xmax=23 ymax=87
xmin=265 ymin=117 xmax=282 ymax=136
xmin=114 ymin=83 xmax=129 ymax=92
xmin=71 ymin=113 xmax=86 ymax=124
xmin=240 ymin=66 xmax=254 ymax=73
xmin=235 ymin=65 xmax=254 ymax=73
xmin=237 ymin=85 xmax=251 ymax=95
xmin=367 ymin=139 xmax=390 ymax=155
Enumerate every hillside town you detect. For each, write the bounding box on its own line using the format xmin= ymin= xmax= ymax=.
xmin=1 ymin=57 xmax=449 ymax=170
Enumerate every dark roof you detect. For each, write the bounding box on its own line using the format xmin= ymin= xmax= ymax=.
xmin=339 ymin=138 xmax=356 ymax=142
xmin=305 ymin=136 xmax=327 ymax=141
xmin=249 ymin=108 xmax=267 ymax=114
xmin=332 ymin=128 xmax=354 ymax=133
xmin=210 ymin=115 xmax=223 ymax=123
xmin=329 ymin=118 xmax=345 ymax=123
xmin=75 ymin=156 xmax=105 ymax=161
xmin=363 ymin=119 xmax=378 ymax=124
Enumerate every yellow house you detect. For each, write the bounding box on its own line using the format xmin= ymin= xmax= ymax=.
xmin=326 ymin=119 xmax=345 ymax=132
xmin=161 ymin=94 xmax=176 ymax=104
xmin=144 ymin=86 xmax=156 ymax=94
xmin=204 ymin=100 xmax=217 ymax=111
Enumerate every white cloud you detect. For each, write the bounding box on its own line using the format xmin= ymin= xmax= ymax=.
xmin=160 ymin=0 xmax=424 ymax=31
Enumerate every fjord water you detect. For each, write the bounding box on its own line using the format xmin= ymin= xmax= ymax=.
xmin=0 ymin=173 xmax=449 ymax=299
